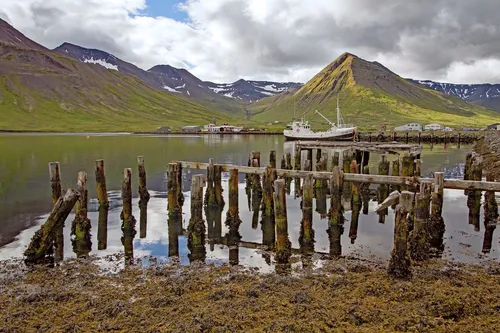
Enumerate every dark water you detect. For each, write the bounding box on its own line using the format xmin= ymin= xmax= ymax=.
xmin=0 ymin=133 xmax=497 ymax=270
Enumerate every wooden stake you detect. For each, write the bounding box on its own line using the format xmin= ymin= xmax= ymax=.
xmin=24 ymin=189 xmax=80 ymax=265
xmin=429 ymin=172 xmax=445 ymax=254
xmin=225 ymin=168 xmax=242 ymax=229
xmin=274 ymin=179 xmax=291 ymax=263
xmin=285 ymin=152 xmax=292 ymax=194
xmin=98 ymin=205 xmax=108 ymax=250
xmin=299 ymin=174 xmax=314 ymax=252
xmin=214 ymin=164 xmax=225 ymax=207
xmin=95 ymin=159 xmax=109 ymax=208
xmin=251 ymin=158 xmax=262 ymax=228
xmin=261 ymin=166 xmax=276 ymax=224
xmin=350 ymin=160 xmax=361 ymax=244
xmin=205 ymin=158 xmax=216 ymax=207
xmin=168 ymin=163 xmax=182 ymax=232
xmin=467 ymin=155 xmax=483 ymax=231
xmin=121 ymin=168 xmax=136 ymax=266
xmin=410 ymin=181 xmax=431 ymax=261
xmin=361 ymin=165 xmax=370 ymax=215
xmin=270 ymin=150 xmax=277 ymax=169
xmin=377 ymin=154 xmax=390 ymax=223
xmin=328 ymin=167 xmax=344 ymax=257
xmin=484 ymin=172 xmax=499 ymax=223
xmin=49 ymin=162 xmax=64 ymax=263
xmin=137 ymin=157 xmax=150 ymax=239
xmin=401 ymin=153 xmax=415 ymax=191
xmin=71 ymin=172 xmax=91 ymax=258
xmin=332 ymin=151 xmax=340 ymax=170
xmin=188 ymin=174 xmax=206 ymax=262
xmin=342 ymin=149 xmax=354 ymax=210
xmin=388 ymin=191 xmax=413 ymax=279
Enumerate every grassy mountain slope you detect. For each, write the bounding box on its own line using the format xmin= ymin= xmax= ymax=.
xmin=0 ymin=19 xmax=238 ymax=132
xmin=251 ymin=53 xmax=499 ymax=130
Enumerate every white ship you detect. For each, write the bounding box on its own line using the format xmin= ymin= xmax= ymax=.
xmin=283 ymin=99 xmax=357 ymax=141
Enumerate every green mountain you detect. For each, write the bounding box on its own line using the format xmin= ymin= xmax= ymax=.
xmin=0 ymin=19 xmax=238 ymax=132
xmin=250 ymin=53 xmax=500 ymax=130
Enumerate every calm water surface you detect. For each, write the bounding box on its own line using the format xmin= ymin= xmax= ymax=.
xmin=0 ymin=134 xmax=497 ymax=270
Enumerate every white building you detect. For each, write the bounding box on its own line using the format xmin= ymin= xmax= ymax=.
xmin=394 ymin=123 xmax=422 ymax=132
xmin=424 ymin=123 xmax=444 ymax=131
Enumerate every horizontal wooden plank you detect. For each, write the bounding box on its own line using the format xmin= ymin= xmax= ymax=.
xmin=177 ymin=161 xmax=500 ymax=191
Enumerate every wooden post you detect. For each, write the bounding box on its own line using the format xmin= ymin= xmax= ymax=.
xmin=226 ymin=226 xmax=242 ymax=266
xmin=261 ymin=166 xmax=276 ymax=224
xmin=49 ymin=162 xmax=63 ymax=263
xmin=294 ymin=145 xmax=301 ymax=197
xmin=280 ymin=154 xmax=286 ymax=170
xmin=410 ymin=181 xmax=431 ymax=261
xmin=299 ymin=174 xmax=314 ymax=252
xmin=285 ymin=152 xmax=292 ymax=193
xmin=377 ymin=154 xmax=390 ymax=223
xmin=362 ymin=151 xmax=370 ymax=170
xmin=328 ymin=167 xmax=344 ymax=257
xmin=388 ymin=191 xmax=413 ymax=279
xmin=214 ymin=164 xmax=224 ymax=207
xmin=390 ymin=158 xmax=401 ymax=193
xmin=121 ymin=168 xmax=136 ymax=266
xmin=167 ymin=164 xmax=182 ymax=257
xmin=484 ymin=172 xmax=499 ymax=223
xmin=401 ymin=153 xmax=414 ymax=191
xmin=316 ymin=149 xmax=322 ymax=165
xmin=274 ymin=179 xmax=291 ymax=263
xmin=332 ymin=151 xmax=340 ymax=170
xmin=225 ymin=169 xmax=242 ymax=229
xmin=350 ymin=161 xmax=361 ymax=244
xmin=467 ymin=155 xmax=483 ymax=231
xmin=361 ymin=165 xmax=370 ymax=215
xmin=414 ymin=159 xmax=422 ymax=177
xmin=245 ymin=153 xmax=252 ymax=209
xmin=429 ymin=172 xmax=445 ymax=254
xmin=355 ymin=150 xmax=363 ymax=168
xmin=251 ymin=158 xmax=263 ymax=228
xmin=24 ymin=189 xmax=80 ymax=265
xmin=98 ymin=204 xmax=108 ymax=250
xmin=301 ymin=150 xmax=310 ymax=171
xmin=71 ymin=172 xmax=92 ymax=258
xmin=95 ymin=160 xmax=109 ymax=209
xmin=342 ymin=149 xmax=354 ymax=210
xmin=270 ymin=150 xmax=277 ymax=169
xmin=137 ymin=157 xmax=150 ymax=239
xmin=188 ymin=175 xmax=206 ymax=262
xmin=205 ymin=158 xmax=216 ymax=207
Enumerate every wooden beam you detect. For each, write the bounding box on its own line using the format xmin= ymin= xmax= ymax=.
xmin=177 ymin=161 xmax=500 ymax=191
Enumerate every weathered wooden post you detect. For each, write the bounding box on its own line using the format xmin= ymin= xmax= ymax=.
xmin=390 ymin=158 xmax=401 ymax=193
xmin=428 ymin=172 xmax=445 ymax=254
xmin=467 ymin=154 xmax=483 ymax=231
xmin=316 ymin=149 xmax=322 ymax=165
xmin=409 ymin=181 xmax=431 ymax=261
xmin=299 ymin=174 xmax=314 ymax=253
xmin=274 ymin=179 xmax=291 ymax=263
xmin=24 ymin=189 xmax=80 ymax=265
xmin=414 ymin=159 xmax=422 ymax=177
xmin=285 ymin=152 xmax=293 ymax=193
xmin=226 ymin=226 xmax=242 ymax=266
xmin=377 ymin=154 xmax=390 ymax=223
xmin=350 ymin=160 xmax=362 ymax=244
xmin=294 ymin=145 xmax=301 ymax=197
xmin=49 ymin=162 xmax=64 ymax=263
xmin=355 ymin=150 xmax=363 ymax=168
xmin=214 ymin=164 xmax=224 ymax=207
xmin=464 ymin=152 xmax=473 ymax=184
xmin=315 ymin=153 xmax=328 ymax=191
xmin=361 ymin=165 xmax=371 ymax=215
xmin=167 ymin=163 xmax=182 ymax=233
xmin=261 ymin=166 xmax=276 ymax=224
xmin=251 ymin=158 xmax=263 ymax=229
xmin=121 ymin=168 xmax=137 ymax=266
xmin=270 ymin=150 xmax=277 ymax=169
xmin=205 ymin=158 xmax=216 ymax=207
xmin=388 ymin=191 xmax=413 ymax=279
xmin=401 ymin=153 xmax=415 ymax=191
xmin=137 ymin=157 xmax=150 ymax=239
xmin=95 ymin=159 xmax=109 ymax=208
xmin=484 ymin=172 xmax=499 ymax=223
xmin=342 ymin=149 xmax=354 ymax=210
xmin=328 ymin=167 xmax=344 ymax=257
xmin=225 ymin=169 xmax=242 ymax=228
xmin=301 ymin=150 xmax=310 ymax=171
xmin=362 ymin=151 xmax=370 ymax=170
xmin=188 ymin=175 xmax=206 ymax=262
xmin=245 ymin=153 xmax=252 ymax=209
xmin=95 ymin=159 xmax=109 ymax=249
xmin=332 ymin=151 xmax=340 ymax=170
xmin=71 ymin=172 xmax=92 ymax=258
xmin=280 ymin=154 xmax=286 ymax=170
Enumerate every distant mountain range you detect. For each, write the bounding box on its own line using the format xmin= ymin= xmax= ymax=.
xmin=251 ymin=53 xmax=499 ymax=130
xmin=53 ymin=43 xmax=301 ymax=103
xmin=410 ymin=79 xmax=500 ymax=112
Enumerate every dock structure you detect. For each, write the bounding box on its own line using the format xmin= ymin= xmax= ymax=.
xmin=24 ymin=143 xmax=500 ymax=278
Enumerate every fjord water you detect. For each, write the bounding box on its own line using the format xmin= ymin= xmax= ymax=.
xmin=0 ymin=133 xmax=497 ymax=269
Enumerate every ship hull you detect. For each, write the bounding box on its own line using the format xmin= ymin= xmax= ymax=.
xmin=284 ymin=129 xmax=356 ymax=141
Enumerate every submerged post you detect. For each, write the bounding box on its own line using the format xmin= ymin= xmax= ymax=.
xmin=95 ymin=160 xmax=109 ymax=249
xmin=24 ymin=189 xmax=80 ymax=265
xmin=350 ymin=160 xmax=362 ymax=244
xmin=328 ymin=166 xmax=344 ymax=257
xmin=361 ymin=165 xmax=371 ymax=215
xmin=467 ymin=154 xmax=483 ymax=231
xmin=409 ymin=181 xmax=431 ymax=261
xmin=121 ymin=168 xmax=137 ymax=266
xmin=377 ymin=154 xmax=390 ymax=223
xmin=285 ymin=152 xmax=293 ymax=193
xmin=294 ymin=145 xmax=301 ymax=197
xmin=71 ymin=172 xmax=92 ymax=258
xmin=137 ymin=156 xmax=150 ymax=238
xmin=251 ymin=158 xmax=263 ymax=228
xmin=332 ymin=151 xmax=340 ymax=170
xmin=214 ymin=164 xmax=225 ymax=207
xmin=274 ymin=179 xmax=291 ymax=263
xmin=188 ymin=175 xmax=206 ymax=262
xmin=49 ymin=162 xmax=63 ymax=263
xmin=484 ymin=172 xmax=499 ymax=223
xmin=342 ymin=149 xmax=354 ymax=210
xmin=429 ymin=172 xmax=445 ymax=255
xmin=226 ymin=169 xmax=242 ymax=229
xmin=388 ymin=191 xmax=413 ymax=279
xmin=205 ymin=158 xmax=216 ymax=207
xmin=299 ymin=174 xmax=314 ymax=252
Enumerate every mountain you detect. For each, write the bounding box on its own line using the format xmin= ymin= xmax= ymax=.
xmin=410 ymin=79 xmax=500 ymax=112
xmin=0 ymin=18 xmax=237 ymax=131
xmin=251 ymin=53 xmax=500 ymax=130
xmin=53 ymin=43 xmax=301 ymax=104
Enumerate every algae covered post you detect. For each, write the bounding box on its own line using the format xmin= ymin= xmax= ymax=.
xmin=95 ymin=159 xmax=109 ymax=249
xmin=377 ymin=154 xmax=390 ymax=223
xmin=188 ymin=174 xmax=206 ymax=262
xmin=251 ymin=158 xmax=263 ymax=229
xmin=429 ymin=172 xmax=445 ymax=255
xmin=349 ymin=160 xmax=361 ymax=244
xmin=328 ymin=166 xmax=344 ymax=257
xmin=299 ymin=174 xmax=314 ymax=253
xmin=467 ymin=154 xmax=483 ymax=231
xmin=71 ymin=171 xmax=92 ymax=258
xmin=269 ymin=150 xmax=277 ymax=169
xmin=137 ymin=156 xmax=150 ymax=239
xmin=274 ymin=179 xmax=291 ymax=264
xmin=49 ymin=161 xmax=64 ymax=263
xmin=24 ymin=189 xmax=80 ymax=265
xmin=167 ymin=163 xmax=182 ymax=233
xmin=388 ymin=191 xmax=413 ymax=279
xmin=121 ymin=168 xmax=137 ymax=266
xmin=225 ymin=169 xmax=242 ymax=229
xmin=409 ymin=181 xmax=431 ymax=261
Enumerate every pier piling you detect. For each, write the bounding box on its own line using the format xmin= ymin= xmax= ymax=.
xmin=388 ymin=191 xmax=413 ymax=279
xmin=49 ymin=162 xmax=63 ymax=263
xmin=71 ymin=172 xmax=91 ymax=258
xmin=137 ymin=157 xmax=150 ymax=238
xmin=274 ymin=179 xmax=291 ymax=263
xmin=95 ymin=160 xmax=109 ymax=249
xmin=121 ymin=168 xmax=136 ymax=266
xmin=299 ymin=174 xmax=314 ymax=252
xmin=188 ymin=175 xmax=206 ymax=262
xmin=410 ymin=181 xmax=431 ymax=261
xmin=328 ymin=167 xmax=344 ymax=257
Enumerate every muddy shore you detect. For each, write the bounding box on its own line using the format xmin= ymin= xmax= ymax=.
xmin=1 ymin=257 xmax=499 ymax=332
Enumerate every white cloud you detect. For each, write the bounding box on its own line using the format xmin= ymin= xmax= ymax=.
xmin=2 ymin=0 xmax=500 ymax=84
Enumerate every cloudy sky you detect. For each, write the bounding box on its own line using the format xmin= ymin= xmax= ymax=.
xmin=2 ymin=0 xmax=500 ymax=84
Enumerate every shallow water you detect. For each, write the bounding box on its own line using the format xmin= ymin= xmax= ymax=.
xmin=0 ymin=134 xmax=497 ymax=270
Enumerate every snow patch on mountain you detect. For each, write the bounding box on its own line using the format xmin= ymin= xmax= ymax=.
xmin=163 ymin=85 xmax=181 ymax=93
xmin=83 ymin=57 xmax=118 ymax=71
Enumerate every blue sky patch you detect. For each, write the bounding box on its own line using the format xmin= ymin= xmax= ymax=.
xmin=142 ymin=0 xmax=188 ymax=21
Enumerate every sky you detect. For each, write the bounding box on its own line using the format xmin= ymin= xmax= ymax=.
xmin=1 ymin=0 xmax=500 ymax=84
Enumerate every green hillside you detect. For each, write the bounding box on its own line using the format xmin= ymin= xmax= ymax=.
xmin=250 ymin=53 xmax=499 ymax=130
